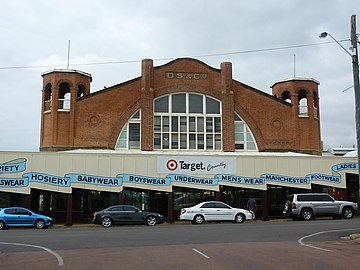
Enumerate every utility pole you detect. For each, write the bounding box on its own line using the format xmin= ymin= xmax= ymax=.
xmin=351 ymin=15 xmax=360 ymax=179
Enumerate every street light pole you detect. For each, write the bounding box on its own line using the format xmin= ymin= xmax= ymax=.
xmin=350 ymin=15 xmax=360 ymax=177
xmin=320 ymin=15 xmax=360 ymax=180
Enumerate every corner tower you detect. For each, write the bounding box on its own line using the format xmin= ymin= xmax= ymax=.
xmin=40 ymin=70 xmax=92 ymax=151
xmin=271 ymin=78 xmax=321 ymax=155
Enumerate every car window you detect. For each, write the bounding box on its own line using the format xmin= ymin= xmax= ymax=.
xmin=4 ymin=209 xmax=17 ymax=214
xmin=319 ymin=195 xmax=334 ymax=202
xmin=286 ymin=195 xmax=294 ymax=202
xmin=200 ymin=203 xmax=215 ymax=208
xmin=123 ymin=206 xmax=137 ymax=212
xmin=214 ymin=202 xmax=231 ymax=209
xmin=108 ymin=206 xmax=124 ymax=211
xmin=298 ymin=195 xmax=317 ymax=201
xmin=16 ymin=209 xmax=31 ymax=215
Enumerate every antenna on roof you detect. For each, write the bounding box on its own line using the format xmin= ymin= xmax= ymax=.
xmin=67 ymin=40 xmax=71 ymax=69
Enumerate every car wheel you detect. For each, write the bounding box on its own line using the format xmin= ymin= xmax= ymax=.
xmin=342 ymin=207 xmax=354 ymax=219
xmin=146 ymin=215 xmax=157 ymax=226
xmin=101 ymin=217 xmax=112 ymax=228
xmin=301 ymin=209 xmax=313 ymax=221
xmin=0 ymin=221 xmax=6 ymax=230
xmin=192 ymin=214 xmax=204 ymax=224
xmin=35 ymin=219 xmax=46 ymax=229
xmin=234 ymin=213 xmax=246 ymax=223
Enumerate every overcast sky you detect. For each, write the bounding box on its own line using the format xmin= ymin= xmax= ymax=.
xmin=0 ymin=0 xmax=359 ymax=152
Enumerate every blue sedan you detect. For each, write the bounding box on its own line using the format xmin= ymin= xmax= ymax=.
xmin=0 ymin=207 xmax=54 ymax=230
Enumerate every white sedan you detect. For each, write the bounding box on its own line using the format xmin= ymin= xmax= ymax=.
xmin=179 ymin=201 xmax=255 ymax=224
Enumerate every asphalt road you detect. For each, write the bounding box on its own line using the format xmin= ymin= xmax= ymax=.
xmin=1 ymin=218 xmax=359 ymax=269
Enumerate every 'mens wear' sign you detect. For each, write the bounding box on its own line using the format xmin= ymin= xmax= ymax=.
xmin=157 ymin=156 xmax=236 ymax=175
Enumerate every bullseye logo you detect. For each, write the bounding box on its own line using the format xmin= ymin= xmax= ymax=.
xmin=166 ymin=159 xmax=178 ymax=171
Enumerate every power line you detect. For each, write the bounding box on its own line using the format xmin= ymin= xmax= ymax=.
xmin=0 ymin=39 xmax=350 ymax=71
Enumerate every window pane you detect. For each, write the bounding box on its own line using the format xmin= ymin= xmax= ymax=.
xmin=189 ymin=134 xmax=196 ymax=149
xmin=206 ymin=117 xmax=213 ymax=132
xmin=235 ymin=133 xmax=244 ymax=141
xmin=247 ymin=132 xmax=254 ymax=141
xmin=117 ymin=126 xmax=127 ymax=148
xmin=172 ymin=94 xmax=186 ymax=113
xmin=235 ymin=122 xmax=244 ymax=133
xmin=206 ymin=134 xmax=213 ymax=149
xmin=215 ymin=117 xmax=221 ymax=132
xmin=206 ymin=97 xmax=220 ymax=114
xmin=163 ymin=116 xmax=169 ymax=132
xmin=235 ymin=143 xmax=244 ymax=150
xmin=129 ymin=123 xmax=140 ymax=149
xmin=180 ymin=134 xmax=187 ymax=149
xmin=197 ymin=117 xmax=204 ymax=132
xmin=189 ymin=94 xmax=203 ymax=113
xmin=171 ymin=116 xmax=178 ymax=132
xmin=154 ymin=133 xmax=161 ymax=149
xmin=154 ymin=116 xmax=161 ymax=132
xmin=163 ymin=133 xmax=169 ymax=149
xmin=172 ymin=134 xmax=179 ymax=149
xmin=132 ymin=111 xmax=140 ymax=119
xmin=197 ymin=134 xmax=204 ymax=149
xmin=234 ymin=113 xmax=241 ymax=121
xmin=215 ymin=134 xmax=221 ymax=150
xmin=247 ymin=142 xmax=256 ymax=150
xmin=180 ymin=116 xmax=187 ymax=132
xmin=189 ymin=117 xmax=196 ymax=132
xmin=155 ymin=96 xmax=169 ymax=112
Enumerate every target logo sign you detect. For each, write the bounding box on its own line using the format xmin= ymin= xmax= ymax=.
xmin=166 ymin=159 xmax=178 ymax=171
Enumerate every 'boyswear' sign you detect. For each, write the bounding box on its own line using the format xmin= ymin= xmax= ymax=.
xmin=157 ymin=156 xmax=236 ymax=175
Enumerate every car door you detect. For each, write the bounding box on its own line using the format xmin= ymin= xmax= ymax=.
xmin=3 ymin=208 xmax=18 ymax=225
xmin=16 ymin=208 xmax=34 ymax=225
xmin=319 ymin=195 xmax=339 ymax=214
xmin=213 ymin=202 xmax=234 ymax=221
xmin=106 ymin=206 xmax=126 ymax=223
xmin=199 ymin=203 xmax=218 ymax=221
xmin=123 ymin=206 xmax=144 ymax=223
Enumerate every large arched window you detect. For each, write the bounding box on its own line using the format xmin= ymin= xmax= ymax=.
xmin=154 ymin=93 xmax=222 ymax=150
xmin=234 ymin=113 xmax=257 ymax=151
xmin=116 ymin=111 xmax=141 ymax=149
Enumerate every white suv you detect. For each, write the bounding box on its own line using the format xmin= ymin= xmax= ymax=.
xmin=283 ymin=193 xmax=358 ymax=221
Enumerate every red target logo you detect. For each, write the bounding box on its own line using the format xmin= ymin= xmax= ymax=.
xmin=166 ymin=159 xmax=178 ymax=171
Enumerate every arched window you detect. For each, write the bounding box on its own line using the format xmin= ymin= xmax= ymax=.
xmin=234 ymin=113 xmax=257 ymax=151
xmin=281 ymin=90 xmax=291 ymax=104
xmin=298 ymin=89 xmax=308 ymax=116
xmin=44 ymin=83 xmax=52 ymax=111
xmin=77 ymin=84 xmax=86 ymax=98
xmin=59 ymin=82 xmax=71 ymax=110
xmin=116 ymin=111 xmax=141 ymax=149
xmin=154 ymin=93 xmax=222 ymax=150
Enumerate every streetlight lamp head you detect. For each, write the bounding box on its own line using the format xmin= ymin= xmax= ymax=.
xmin=319 ymin=32 xmax=328 ymax=39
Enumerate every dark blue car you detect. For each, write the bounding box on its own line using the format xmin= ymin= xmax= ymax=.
xmin=0 ymin=207 xmax=54 ymax=230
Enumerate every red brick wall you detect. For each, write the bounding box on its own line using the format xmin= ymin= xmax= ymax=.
xmin=40 ymin=59 xmax=322 ymax=155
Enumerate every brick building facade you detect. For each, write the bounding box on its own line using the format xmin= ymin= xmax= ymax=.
xmin=3 ymin=58 xmax=355 ymax=225
xmin=40 ymin=58 xmax=321 ymax=155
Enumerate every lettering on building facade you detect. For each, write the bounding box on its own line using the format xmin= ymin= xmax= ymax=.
xmin=165 ymin=72 xmax=208 ymax=80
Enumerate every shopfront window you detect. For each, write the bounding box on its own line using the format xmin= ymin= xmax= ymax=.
xmin=173 ymin=188 xmax=215 ymax=211
xmin=154 ymin=93 xmax=222 ymax=150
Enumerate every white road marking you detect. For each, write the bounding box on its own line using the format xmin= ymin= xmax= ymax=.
xmin=192 ymin=248 xmax=210 ymax=259
xmin=298 ymin=228 xmax=358 ymax=253
xmin=0 ymin=242 xmax=64 ymax=266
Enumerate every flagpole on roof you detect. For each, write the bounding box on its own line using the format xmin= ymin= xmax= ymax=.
xmin=67 ymin=40 xmax=71 ymax=69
